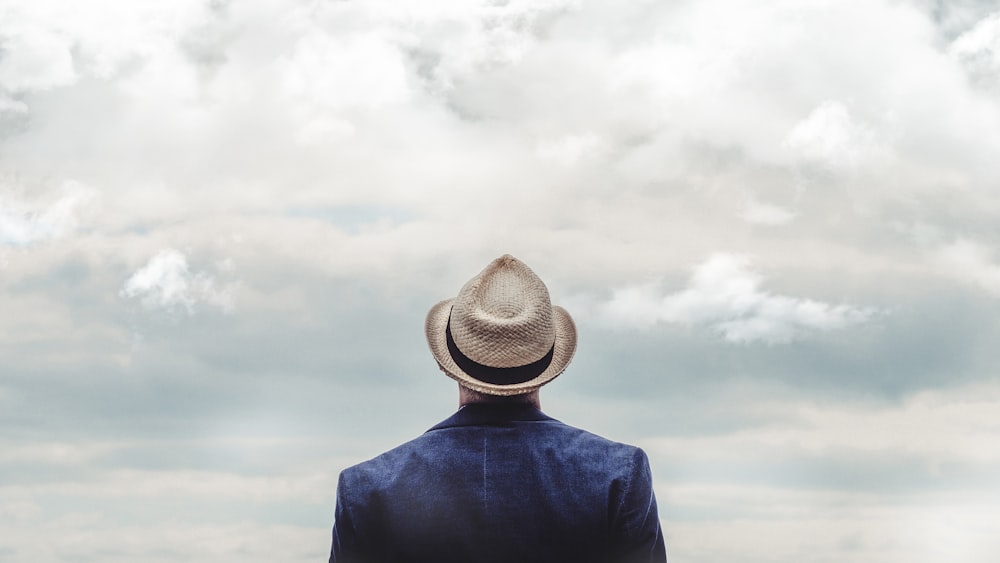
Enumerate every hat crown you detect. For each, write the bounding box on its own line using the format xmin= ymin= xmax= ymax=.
xmin=450 ymin=255 xmax=555 ymax=368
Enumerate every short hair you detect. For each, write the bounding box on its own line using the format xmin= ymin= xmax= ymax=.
xmin=460 ymin=385 xmax=536 ymax=404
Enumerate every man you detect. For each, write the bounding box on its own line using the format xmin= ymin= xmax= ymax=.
xmin=330 ymin=254 xmax=667 ymax=563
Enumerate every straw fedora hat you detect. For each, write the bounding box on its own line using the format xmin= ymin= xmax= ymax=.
xmin=425 ymin=254 xmax=577 ymax=396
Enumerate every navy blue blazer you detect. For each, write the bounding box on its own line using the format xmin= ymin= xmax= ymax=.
xmin=330 ymin=402 xmax=666 ymax=563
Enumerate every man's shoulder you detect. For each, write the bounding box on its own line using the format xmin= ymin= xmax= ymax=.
xmin=338 ymin=431 xmax=433 ymax=481
xmin=534 ymin=418 xmax=649 ymax=473
xmin=548 ymin=418 xmax=639 ymax=449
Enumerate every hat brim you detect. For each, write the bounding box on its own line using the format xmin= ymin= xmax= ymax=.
xmin=425 ymin=299 xmax=577 ymax=396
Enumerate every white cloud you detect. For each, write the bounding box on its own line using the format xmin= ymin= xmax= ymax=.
xmin=949 ymin=12 xmax=1000 ymax=90
xmin=643 ymin=382 xmax=1000 ymax=562
xmin=740 ymin=199 xmax=796 ymax=225
xmin=120 ymin=249 xmax=235 ymax=314
xmin=641 ymin=384 xmax=1000 ymax=563
xmin=934 ymin=239 xmax=1000 ymax=295
xmin=0 ymin=21 xmax=76 ymax=91
xmin=613 ymin=39 xmax=740 ymax=103
xmin=0 ymin=96 xmax=30 ymax=116
xmin=0 ymin=442 xmax=119 ymax=465
xmin=644 ymin=382 xmax=1000 ymax=465
xmin=0 ymin=518 xmax=327 ymax=563
xmin=783 ymin=101 xmax=879 ymax=170
xmin=399 ymin=0 xmax=582 ymax=90
xmin=600 ymin=254 xmax=876 ymax=343
xmin=3 ymin=467 xmax=334 ymax=503
xmin=0 ymin=181 xmax=98 ymax=246
xmin=535 ymin=133 xmax=607 ymax=165
xmin=278 ymin=31 xmax=413 ymax=112
xmin=2 ymin=2 xmax=1000 ymax=561
xmin=664 ymin=489 xmax=999 ymax=563
xmin=0 ymin=0 xmax=210 ymax=87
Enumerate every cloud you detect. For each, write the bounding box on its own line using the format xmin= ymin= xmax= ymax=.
xmin=0 ymin=95 xmax=30 ymax=122
xmin=4 ymin=465 xmax=335 ymax=503
xmin=599 ymin=254 xmax=877 ymax=343
xmin=934 ymin=239 xmax=1000 ymax=295
xmin=0 ymin=21 xmax=76 ymax=92
xmin=664 ymin=487 xmax=998 ymax=563
xmin=278 ymin=30 xmax=413 ymax=112
xmin=644 ymin=382 xmax=1000 ymax=466
xmin=0 ymin=0 xmax=210 ymax=89
xmin=120 ymin=249 xmax=235 ymax=314
xmin=0 ymin=518 xmax=327 ymax=563
xmin=2 ymin=2 xmax=1000 ymax=562
xmin=639 ymin=381 xmax=1000 ymax=562
xmin=535 ymin=133 xmax=607 ymax=166
xmin=740 ymin=199 xmax=796 ymax=225
xmin=0 ymin=181 xmax=98 ymax=246
xmin=949 ymin=11 xmax=1000 ymax=90
xmin=783 ymin=101 xmax=879 ymax=171
xmin=0 ymin=442 xmax=120 ymax=465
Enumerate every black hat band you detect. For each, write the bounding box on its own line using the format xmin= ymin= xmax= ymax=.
xmin=445 ymin=316 xmax=554 ymax=386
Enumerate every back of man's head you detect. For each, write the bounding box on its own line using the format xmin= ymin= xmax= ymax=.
xmin=425 ymin=254 xmax=577 ymax=399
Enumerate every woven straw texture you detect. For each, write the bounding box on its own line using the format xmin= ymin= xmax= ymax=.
xmin=425 ymin=254 xmax=577 ymax=396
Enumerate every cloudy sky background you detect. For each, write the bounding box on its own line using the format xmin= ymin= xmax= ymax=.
xmin=2 ymin=0 xmax=1000 ymax=561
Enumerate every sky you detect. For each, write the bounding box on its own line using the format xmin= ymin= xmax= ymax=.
xmin=2 ymin=0 xmax=1000 ymax=561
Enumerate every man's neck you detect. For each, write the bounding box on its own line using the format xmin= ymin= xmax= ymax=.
xmin=458 ymin=385 xmax=541 ymax=410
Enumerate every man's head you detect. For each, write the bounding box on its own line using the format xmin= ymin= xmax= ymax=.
xmin=425 ymin=254 xmax=577 ymax=397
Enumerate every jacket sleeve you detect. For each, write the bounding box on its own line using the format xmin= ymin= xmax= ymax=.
xmin=610 ymin=447 xmax=667 ymax=563
xmin=330 ymin=470 xmax=361 ymax=563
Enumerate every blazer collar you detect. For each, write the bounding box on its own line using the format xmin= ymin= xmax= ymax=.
xmin=428 ymin=403 xmax=555 ymax=431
